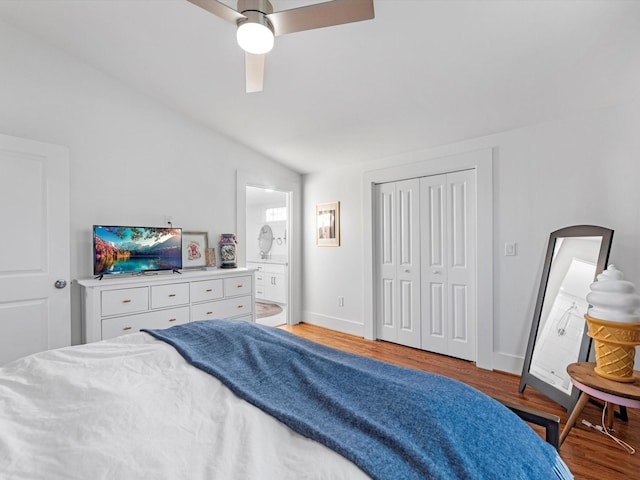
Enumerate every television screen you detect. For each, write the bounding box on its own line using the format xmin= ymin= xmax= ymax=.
xmin=93 ymin=226 xmax=182 ymax=276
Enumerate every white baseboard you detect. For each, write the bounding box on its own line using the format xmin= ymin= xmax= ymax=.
xmin=492 ymin=351 xmax=524 ymax=375
xmin=299 ymin=314 xmax=527 ymax=376
xmin=302 ymin=311 xmax=364 ymax=337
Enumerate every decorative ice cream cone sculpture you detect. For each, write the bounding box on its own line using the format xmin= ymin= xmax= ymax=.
xmin=586 ymin=265 xmax=640 ymax=383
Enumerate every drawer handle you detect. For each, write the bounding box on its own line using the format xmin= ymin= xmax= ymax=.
xmin=206 ymin=289 xmax=213 ymax=292
xmin=169 ymin=318 xmax=177 ymax=322
xmin=206 ymin=311 xmax=214 ymax=315
xmin=237 ymin=305 xmax=244 ymax=309
xmin=122 ymin=326 xmax=132 ymax=331
xmin=237 ymin=284 xmax=243 ymax=288
xmin=168 ymin=294 xmax=176 ymax=297
xmin=122 ymin=299 xmax=132 ymax=303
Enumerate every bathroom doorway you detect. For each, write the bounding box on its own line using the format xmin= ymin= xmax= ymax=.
xmin=245 ymin=186 xmax=290 ymax=327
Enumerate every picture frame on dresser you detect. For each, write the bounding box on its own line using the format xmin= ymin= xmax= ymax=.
xmin=182 ymin=231 xmax=208 ymax=269
xmin=205 ymin=247 xmax=217 ymax=268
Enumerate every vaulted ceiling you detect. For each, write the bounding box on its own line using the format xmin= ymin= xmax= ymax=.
xmin=1 ymin=0 xmax=639 ymax=174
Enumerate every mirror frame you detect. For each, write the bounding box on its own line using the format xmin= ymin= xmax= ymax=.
xmin=519 ymin=225 xmax=614 ymax=413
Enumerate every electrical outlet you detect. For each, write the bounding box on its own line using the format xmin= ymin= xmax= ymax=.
xmin=338 ymin=296 xmax=344 ymax=307
xmin=164 ymin=215 xmax=173 ymax=226
xmin=504 ymin=242 xmax=517 ymax=256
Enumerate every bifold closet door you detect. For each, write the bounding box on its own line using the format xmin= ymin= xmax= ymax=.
xmin=374 ymin=179 xmax=421 ymax=348
xmin=420 ymin=170 xmax=476 ymax=361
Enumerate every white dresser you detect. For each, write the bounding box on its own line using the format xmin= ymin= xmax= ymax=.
xmin=78 ymin=269 xmax=255 ymax=343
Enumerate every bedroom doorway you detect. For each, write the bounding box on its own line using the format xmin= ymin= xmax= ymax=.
xmin=245 ymin=186 xmax=290 ymax=327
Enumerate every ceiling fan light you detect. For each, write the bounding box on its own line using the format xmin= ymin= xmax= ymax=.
xmin=237 ymin=15 xmax=274 ymax=55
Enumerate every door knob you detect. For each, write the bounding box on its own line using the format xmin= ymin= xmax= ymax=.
xmin=54 ymin=279 xmax=67 ymax=289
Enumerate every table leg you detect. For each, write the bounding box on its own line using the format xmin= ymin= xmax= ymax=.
xmin=605 ymin=402 xmax=614 ymax=430
xmin=560 ymin=392 xmax=590 ymax=445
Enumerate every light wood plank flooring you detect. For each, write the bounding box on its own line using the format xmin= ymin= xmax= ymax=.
xmin=280 ymin=323 xmax=640 ymax=480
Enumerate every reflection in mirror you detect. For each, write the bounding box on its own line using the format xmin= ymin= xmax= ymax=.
xmin=258 ymin=224 xmax=274 ymax=258
xmin=530 ymin=237 xmax=602 ymax=394
xmin=519 ymin=226 xmax=614 ymax=413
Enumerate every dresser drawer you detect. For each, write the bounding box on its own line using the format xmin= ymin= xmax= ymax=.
xmin=101 ymin=306 xmax=190 ymax=340
xmin=190 ymin=279 xmax=224 ymax=303
xmin=101 ymin=287 xmax=149 ymax=317
xmin=151 ymin=283 xmax=189 ymax=309
xmin=223 ymin=276 xmax=252 ymax=297
xmin=190 ymin=295 xmax=253 ymax=321
xmin=255 ymin=271 xmax=265 ymax=286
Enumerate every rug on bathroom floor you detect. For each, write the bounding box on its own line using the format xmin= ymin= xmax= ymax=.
xmin=256 ymin=302 xmax=283 ymax=319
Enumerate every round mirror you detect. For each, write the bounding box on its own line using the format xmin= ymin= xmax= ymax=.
xmin=258 ymin=225 xmax=274 ymax=256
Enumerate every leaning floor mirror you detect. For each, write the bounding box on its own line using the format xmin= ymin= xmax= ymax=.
xmin=519 ymin=225 xmax=614 ymax=413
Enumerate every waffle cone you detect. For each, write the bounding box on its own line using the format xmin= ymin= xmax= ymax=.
xmin=585 ymin=314 xmax=640 ymax=383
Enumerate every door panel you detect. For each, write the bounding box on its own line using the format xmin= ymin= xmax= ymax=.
xmin=381 ymin=278 xmax=394 ymax=328
xmin=421 ymin=170 xmax=476 ymax=360
xmin=429 ymin=283 xmax=445 ymax=337
xmin=0 ymin=134 xmax=70 ymax=365
xmin=447 ymin=170 xmax=476 ymax=360
xmin=452 ymin=284 xmax=468 ymax=340
xmin=427 ymin=182 xmax=445 ymax=268
xmin=399 ymin=280 xmax=413 ymax=330
xmin=396 ymin=180 xmax=420 ymax=347
xmin=420 ymin=175 xmax=448 ymax=353
xmin=376 ymin=183 xmax=397 ymax=341
xmin=375 ymin=179 xmax=420 ymax=348
xmin=450 ymin=180 xmax=468 ymax=267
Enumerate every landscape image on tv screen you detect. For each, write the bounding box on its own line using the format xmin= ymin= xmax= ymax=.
xmin=93 ymin=226 xmax=182 ymax=276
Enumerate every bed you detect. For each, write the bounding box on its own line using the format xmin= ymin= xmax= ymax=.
xmin=0 ymin=320 xmax=572 ymax=479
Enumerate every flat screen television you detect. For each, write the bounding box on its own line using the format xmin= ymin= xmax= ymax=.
xmin=93 ymin=226 xmax=182 ymax=276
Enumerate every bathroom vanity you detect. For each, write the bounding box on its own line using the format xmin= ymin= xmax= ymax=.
xmin=247 ymin=260 xmax=287 ymax=304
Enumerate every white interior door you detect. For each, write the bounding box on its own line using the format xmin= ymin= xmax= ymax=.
xmin=420 ymin=170 xmax=476 ymax=361
xmin=0 ymin=134 xmax=70 ymax=365
xmin=375 ymin=179 xmax=421 ymax=348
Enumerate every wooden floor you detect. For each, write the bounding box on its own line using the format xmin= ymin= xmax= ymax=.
xmin=280 ymin=323 xmax=640 ymax=480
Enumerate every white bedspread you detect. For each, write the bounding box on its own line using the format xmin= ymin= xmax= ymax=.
xmin=0 ymin=333 xmax=368 ymax=480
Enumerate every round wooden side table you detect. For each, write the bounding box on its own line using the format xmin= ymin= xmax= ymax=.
xmin=560 ymin=362 xmax=640 ymax=445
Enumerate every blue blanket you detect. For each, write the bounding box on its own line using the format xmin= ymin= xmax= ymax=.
xmin=145 ymin=320 xmax=572 ymax=480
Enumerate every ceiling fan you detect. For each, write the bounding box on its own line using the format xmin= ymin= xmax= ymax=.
xmin=186 ymin=0 xmax=375 ymax=92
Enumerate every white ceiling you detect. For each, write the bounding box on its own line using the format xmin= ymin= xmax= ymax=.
xmin=1 ymin=0 xmax=639 ymax=174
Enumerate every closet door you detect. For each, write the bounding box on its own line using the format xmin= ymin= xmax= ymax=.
xmin=374 ymin=179 xmax=421 ymax=348
xmin=420 ymin=170 xmax=476 ymax=361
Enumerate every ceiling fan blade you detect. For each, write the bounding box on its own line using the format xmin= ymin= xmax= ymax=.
xmin=245 ymin=52 xmax=265 ymax=93
xmin=186 ymin=0 xmax=245 ymax=25
xmin=267 ymin=0 xmax=374 ymax=36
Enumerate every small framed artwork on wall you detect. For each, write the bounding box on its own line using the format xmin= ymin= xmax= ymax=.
xmin=182 ymin=231 xmax=208 ymax=269
xmin=316 ymin=201 xmax=340 ymax=247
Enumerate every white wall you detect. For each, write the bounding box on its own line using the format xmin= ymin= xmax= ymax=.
xmin=0 ymin=19 xmax=301 ymax=345
xmin=303 ymin=99 xmax=640 ymax=373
